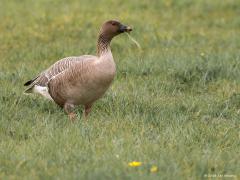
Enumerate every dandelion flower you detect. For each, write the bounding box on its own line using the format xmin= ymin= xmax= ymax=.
xmin=128 ymin=161 xmax=142 ymax=167
xmin=200 ymin=52 xmax=205 ymax=56
xmin=150 ymin=165 xmax=158 ymax=173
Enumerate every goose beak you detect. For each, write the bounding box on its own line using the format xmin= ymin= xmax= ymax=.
xmin=125 ymin=26 xmax=133 ymax=32
xmin=119 ymin=25 xmax=132 ymax=33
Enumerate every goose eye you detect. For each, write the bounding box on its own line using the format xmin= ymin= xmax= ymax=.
xmin=111 ymin=22 xmax=117 ymax=26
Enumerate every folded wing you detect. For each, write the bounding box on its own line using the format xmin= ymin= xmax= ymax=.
xmin=24 ymin=55 xmax=96 ymax=93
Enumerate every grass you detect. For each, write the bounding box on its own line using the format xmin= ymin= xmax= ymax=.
xmin=0 ymin=0 xmax=239 ymax=179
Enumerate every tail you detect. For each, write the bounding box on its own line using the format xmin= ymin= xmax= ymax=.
xmin=23 ymin=76 xmax=39 ymax=93
xmin=24 ymin=76 xmax=38 ymax=86
xmin=24 ymin=86 xmax=34 ymax=94
xmin=23 ymin=79 xmax=35 ymax=93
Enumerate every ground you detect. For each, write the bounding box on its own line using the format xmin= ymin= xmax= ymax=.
xmin=0 ymin=0 xmax=239 ymax=179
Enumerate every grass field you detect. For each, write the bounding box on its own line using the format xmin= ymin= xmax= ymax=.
xmin=0 ymin=0 xmax=239 ymax=179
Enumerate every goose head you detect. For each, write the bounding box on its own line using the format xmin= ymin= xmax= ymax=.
xmin=99 ymin=20 xmax=132 ymax=40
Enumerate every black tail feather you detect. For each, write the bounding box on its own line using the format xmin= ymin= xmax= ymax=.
xmin=24 ymin=80 xmax=34 ymax=86
xmin=24 ymin=76 xmax=38 ymax=86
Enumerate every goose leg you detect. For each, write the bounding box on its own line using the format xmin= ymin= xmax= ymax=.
xmin=64 ymin=103 xmax=76 ymax=121
xmin=84 ymin=104 xmax=92 ymax=118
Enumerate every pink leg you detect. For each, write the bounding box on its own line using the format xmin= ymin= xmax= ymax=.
xmin=68 ymin=112 xmax=77 ymax=121
xmin=84 ymin=104 xmax=92 ymax=118
xmin=64 ymin=103 xmax=76 ymax=122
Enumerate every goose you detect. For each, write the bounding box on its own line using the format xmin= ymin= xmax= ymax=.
xmin=24 ymin=20 xmax=132 ymax=120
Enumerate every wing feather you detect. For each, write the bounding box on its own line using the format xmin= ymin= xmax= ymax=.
xmin=24 ymin=55 xmax=95 ymax=92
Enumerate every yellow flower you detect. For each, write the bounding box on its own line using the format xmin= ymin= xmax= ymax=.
xmin=200 ymin=52 xmax=205 ymax=56
xmin=150 ymin=165 xmax=158 ymax=173
xmin=128 ymin=161 xmax=142 ymax=167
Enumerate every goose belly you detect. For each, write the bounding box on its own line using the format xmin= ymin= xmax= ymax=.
xmin=74 ymin=83 xmax=111 ymax=104
xmin=49 ymin=76 xmax=114 ymax=106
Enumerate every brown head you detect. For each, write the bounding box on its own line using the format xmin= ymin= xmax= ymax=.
xmin=99 ymin=20 xmax=132 ymax=41
xmin=97 ymin=20 xmax=132 ymax=56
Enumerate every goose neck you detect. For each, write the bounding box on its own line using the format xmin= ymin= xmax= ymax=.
xmin=97 ymin=33 xmax=112 ymax=57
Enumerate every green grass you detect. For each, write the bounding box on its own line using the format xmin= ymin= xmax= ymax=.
xmin=0 ymin=0 xmax=239 ymax=179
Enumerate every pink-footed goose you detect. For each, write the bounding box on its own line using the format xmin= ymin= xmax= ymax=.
xmin=24 ymin=20 xmax=132 ymax=120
